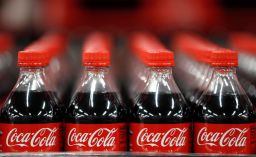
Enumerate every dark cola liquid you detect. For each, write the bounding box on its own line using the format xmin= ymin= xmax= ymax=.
xmin=65 ymin=92 xmax=126 ymax=123
xmin=186 ymin=88 xmax=203 ymax=110
xmin=49 ymin=91 xmax=65 ymax=117
xmin=194 ymin=94 xmax=256 ymax=123
xmin=119 ymin=84 xmax=134 ymax=111
xmin=238 ymin=77 xmax=256 ymax=109
xmin=130 ymin=92 xmax=192 ymax=123
xmin=62 ymin=82 xmax=74 ymax=107
xmin=0 ymin=91 xmax=62 ymax=123
xmin=249 ymin=96 xmax=256 ymax=111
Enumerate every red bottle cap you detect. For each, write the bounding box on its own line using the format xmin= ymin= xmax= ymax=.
xmin=40 ymin=33 xmax=68 ymax=57
xmin=229 ymin=32 xmax=256 ymax=54
xmin=130 ymin=32 xmax=174 ymax=67
xmin=82 ymin=32 xmax=111 ymax=67
xmin=0 ymin=33 xmax=13 ymax=52
xmin=17 ymin=41 xmax=50 ymax=67
xmin=172 ymin=33 xmax=238 ymax=66
xmin=210 ymin=48 xmax=238 ymax=67
xmin=172 ymin=33 xmax=216 ymax=64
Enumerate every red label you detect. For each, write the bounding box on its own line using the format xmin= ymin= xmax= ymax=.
xmin=129 ymin=123 xmax=191 ymax=152
xmin=194 ymin=123 xmax=256 ymax=154
xmin=0 ymin=123 xmax=62 ymax=152
xmin=65 ymin=123 xmax=127 ymax=151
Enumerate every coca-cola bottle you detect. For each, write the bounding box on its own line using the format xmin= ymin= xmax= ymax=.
xmin=238 ymin=77 xmax=256 ymax=111
xmin=33 ymin=34 xmax=67 ymax=115
xmin=172 ymin=33 xmax=215 ymax=108
xmin=229 ymin=32 xmax=256 ymax=108
xmin=41 ymin=33 xmax=70 ymax=104
xmin=65 ymin=32 xmax=127 ymax=151
xmin=129 ymin=33 xmax=192 ymax=153
xmin=128 ymin=35 xmax=149 ymax=101
xmin=194 ymin=48 xmax=256 ymax=154
xmin=229 ymin=32 xmax=256 ymax=130
xmin=0 ymin=33 xmax=16 ymax=106
xmin=229 ymin=32 xmax=256 ymax=83
xmin=0 ymin=44 xmax=62 ymax=152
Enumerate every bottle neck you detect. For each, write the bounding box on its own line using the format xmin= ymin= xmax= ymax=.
xmin=205 ymin=66 xmax=246 ymax=95
xmin=143 ymin=67 xmax=181 ymax=94
xmin=84 ymin=66 xmax=111 ymax=82
xmin=211 ymin=67 xmax=238 ymax=84
xmin=19 ymin=67 xmax=45 ymax=74
xmin=75 ymin=66 xmax=115 ymax=93
xmin=213 ymin=67 xmax=237 ymax=76
xmin=14 ymin=67 xmax=48 ymax=92
xmin=85 ymin=66 xmax=110 ymax=73
xmin=147 ymin=67 xmax=174 ymax=82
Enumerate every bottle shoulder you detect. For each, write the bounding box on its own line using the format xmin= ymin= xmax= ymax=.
xmin=0 ymin=91 xmax=62 ymax=123
xmin=194 ymin=94 xmax=256 ymax=123
xmin=130 ymin=93 xmax=192 ymax=123
xmin=65 ymin=92 xmax=126 ymax=123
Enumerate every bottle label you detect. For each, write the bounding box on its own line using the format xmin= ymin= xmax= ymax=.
xmin=194 ymin=123 xmax=256 ymax=154
xmin=0 ymin=123 xmax=62 ymax=152
xmin=129 ymin=123 xmax=191 ymax=152
xmin=65 ymin=123 xmax=127 ymax=151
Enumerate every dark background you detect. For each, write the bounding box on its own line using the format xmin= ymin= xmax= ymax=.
xmin=0 ymin=0 xmax=255 ymax=36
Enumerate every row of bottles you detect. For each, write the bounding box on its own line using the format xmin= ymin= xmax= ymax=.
xmin=173 ymin=33 xmax=256 ymax=154
xmin=0 ymin=32 xmax=127 ymax=152
xmin=0 ymin=31 xmax=256 ymax=154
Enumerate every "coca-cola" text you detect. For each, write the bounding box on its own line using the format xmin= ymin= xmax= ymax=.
xmin=6 ymin=127 xmax=58 ymax=147
xmin=67 ymin=128 xmax=118 ymax=147
xmin=196 ymin=127 xmax=248 ymax=147
xmin=136 ymin=128 xmax=187 ymax=147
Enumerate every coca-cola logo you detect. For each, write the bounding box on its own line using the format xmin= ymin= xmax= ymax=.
xmin=6 ymin=128 xmax=58 ymax=147
xmin=136 ymin=128 xmax=187 ymax=147
xmin=196 ymin=127 xmax=248 ymax=147
xmin=67 ymin=128 xmax=118 ymax=147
